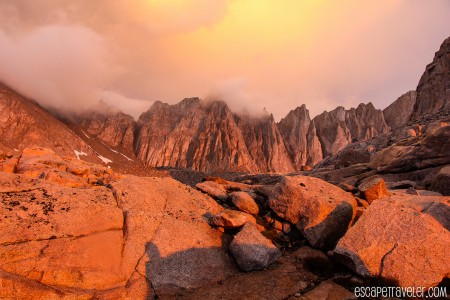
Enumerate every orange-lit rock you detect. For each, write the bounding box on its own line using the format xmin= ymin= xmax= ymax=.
xmin=208 ymin=209 xmax=256 ymax=229
xmin=263 ymin=176 xmax=357 ymax=249
xmin=357 ymin=176 xmax=390 ymax=204
xmin=333 ymin=194 xmax=450 ymax=288
xmin=196 ymin=180 xmax=228 ymax=201
xmin=0 ymin=151 xmax=237 ymax=299
xmin=230 ymin=191 xmax=259 ymax=215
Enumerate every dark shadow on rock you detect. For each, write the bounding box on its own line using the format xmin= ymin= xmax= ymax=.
xmin=302 ymin=201 xmax=354 ymax=250
xmin=423 ymin=201 xmax=450 ymax=231
xmin=144 ymin=234 xmax=237 ymax=298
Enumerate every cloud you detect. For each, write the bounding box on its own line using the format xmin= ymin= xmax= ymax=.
xmin=0 ymin=24 xmax=113 ymax=113
xmin=100 ymin=90 xmax=152 ymax=119
xmin=0 ymin=0 xmax=449 ymax=120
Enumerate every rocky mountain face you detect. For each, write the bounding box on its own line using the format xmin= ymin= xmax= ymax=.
xmin=304 ymin=103 xmax=390 ymax=166
xmin=410 ymin=36 xmax=450 ymax=120
xmin=383 ymin=91 xmax=416 ymax=129
xmin=0 ymin=83 xmax=93 ymax=157
xmin=0 ymin=83 xmax=150 ymax=175
xmin=278 ymin=105 xmax=311 ymax=167
xmin=308 ymin=36 xmax=450 ymax=196
xmin=235 ymin=113 xmax=294 ymax=173
xmin=0 ymin=84 xmax=416 ymax=174
xmin=1 ymin=36 xmax=448 ymax=175
xmin=135 ymin=98 xmax=259 ymax=173
xmin=74 ymin=105 xmax=136 ymax=151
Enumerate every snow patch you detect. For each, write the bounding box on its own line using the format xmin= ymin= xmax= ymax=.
xmin=81 ymin=130 xmax=91 ymax=139
xmin=120 ymin=153 xmax=133 ymax=161
xmin=98 ymin=155 xmax=113 ymax=165
xmin=108 ymin=146 xmax=118 ymax=154
xmin=74 ymin=150 xmax=87 ymax=160
xmin=14 ymin=149 xmax=19 ymax=152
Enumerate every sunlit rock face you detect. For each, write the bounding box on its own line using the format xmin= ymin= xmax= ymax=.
xmin=383 ymin=91 xmax=417 ymax=129
xmin=278 ymin=104 xmax=311 ymax=169
xmin=235 ymin=112 xmax=295 ymax=173
xmin=0 ymin=83 xmax=93 ymax=158
xmin=304 ymin=103 xmax=390 ymax=166
xmin=134 ymin=98 xmax=295 ymax=173
xmin=0 ymin=149 xmax=236 ymax=298
xmin=410 ymin=36 xmax=450 ymax=121
xmin=74 ymin=106 xmax=136 ymax=150
xmin=135 ymin=98 xmax=260 ymax=173
xmin=334 ymin=195 xmax=450 ymax=288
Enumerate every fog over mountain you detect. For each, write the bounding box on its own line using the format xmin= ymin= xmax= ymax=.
xmin=0 ymin=0 xmax=449 ymax=119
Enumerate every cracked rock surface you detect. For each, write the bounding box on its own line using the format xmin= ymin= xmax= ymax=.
xmin=0 ymin=148 xmax=237 ymax=299
xmin=333 ymin=194 xmax=450 ymax=287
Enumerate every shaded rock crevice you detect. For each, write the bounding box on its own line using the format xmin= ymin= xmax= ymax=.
xmin=378 ymin=243 xmax=398 ymax=277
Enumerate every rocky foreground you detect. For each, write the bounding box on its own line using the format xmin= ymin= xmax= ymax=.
xmin=0 ymin=146 xmax=448 ymax=299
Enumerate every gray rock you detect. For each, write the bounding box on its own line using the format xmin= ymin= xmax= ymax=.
xmin=386 ymin=180 xmax=416 ymax=189
xmin=229 ymin=222 xmax=281 ymax=271
xmin=431 ymin=165 xmax=450 ymax=196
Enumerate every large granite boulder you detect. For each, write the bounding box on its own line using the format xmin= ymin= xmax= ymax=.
xmin=263 ymin=176 xmax=357 ymax=249
xmin=333 ymin=194 xmax=450 ymax=287
xmin=0 ymin=150 xmax=237 ymax=299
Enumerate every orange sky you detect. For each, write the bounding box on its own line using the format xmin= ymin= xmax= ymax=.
xmin=0 ymin=0 xmax=449 ymax=119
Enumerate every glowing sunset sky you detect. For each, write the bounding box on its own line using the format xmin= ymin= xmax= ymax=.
xmin=0 ymin=0 xmax=449 ymax=119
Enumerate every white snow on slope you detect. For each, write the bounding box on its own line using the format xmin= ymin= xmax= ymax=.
xmin=74 ymin=150 xmax=87 ymax=160
xmin=81 ymin=130 xmax=91 ymax=139
xmin=108 ymin=146 xmax=118 ymax=153
xmin=98 ymin=155 xmax=113 ymax=164
xmin=120 ymin=153 xmax=133 ymax=161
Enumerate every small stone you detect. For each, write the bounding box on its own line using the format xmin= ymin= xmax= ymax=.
xmin=196 ymin=181 xmax=228 ymax=201
xmin=405 ymin=187 xmax=419 ymax=195
xmin=209 ymin=209 xmax=256 ymax=229
xmin=358 ymin=176 xmax=389 ymax=204
xmin=230 ymin=191 xmax=259 ymax=215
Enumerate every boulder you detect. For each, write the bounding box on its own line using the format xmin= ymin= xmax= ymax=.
xmin=357 ymin=176 xmax=389 ymax=204
xmin=431 ymin=165 xmax=450 ymax=196
xmin=230 ymin=191 xmax=259 ymax=215
xmin=264 ymin=176 xmax=357 ymax=249
xmin=196 ymin=180 xmax=228 ymax=201
xmin=208 ymin=209 xmax=256 ymax=229
xmin=333 ymin=195 xmax=450 ymax=287
xmin=0 ymin=151 xmax=237 ymax=298
xmin=229 ymin=222 xmax=281 ymax=271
